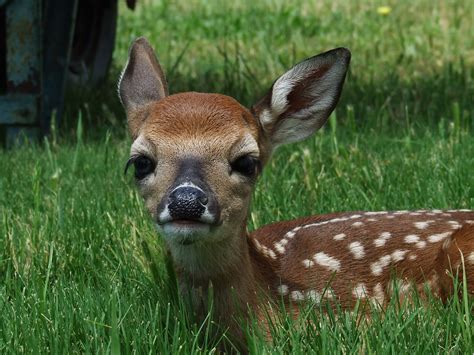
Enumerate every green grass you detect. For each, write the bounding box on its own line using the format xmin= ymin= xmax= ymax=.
xmin=1 ymin=0 xmax=474 ymax=353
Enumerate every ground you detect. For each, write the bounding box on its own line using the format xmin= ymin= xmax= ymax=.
xmin=0 ymin=0 xmax=473 ymax=353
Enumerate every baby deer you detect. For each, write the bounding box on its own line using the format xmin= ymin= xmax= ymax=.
xmin=119 ymin=38 xmax=474 ymax=346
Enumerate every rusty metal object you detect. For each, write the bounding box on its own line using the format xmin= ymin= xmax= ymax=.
xmin=0 ymin=0 xmax=111 ymax=146
xmin=2 ymin=0 xmax=41 ymax=144
xmin=0 ymin=0 xmax=131 ymax=146
xmin=0 ymin=95 xmax=37 ymax=124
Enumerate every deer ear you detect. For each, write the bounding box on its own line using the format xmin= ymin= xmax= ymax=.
xmin=252 ymin=48 xmax=350 ymax=148
xmin=118 ymin=37 xmax=168 ymax=137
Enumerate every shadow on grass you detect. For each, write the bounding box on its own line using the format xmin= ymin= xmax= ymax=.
xmin=60 ymin=57 xmax=474 ymax=143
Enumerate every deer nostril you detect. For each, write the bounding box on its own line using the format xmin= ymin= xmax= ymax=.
xmin=198 ymin=195 xmax=208 ymax=205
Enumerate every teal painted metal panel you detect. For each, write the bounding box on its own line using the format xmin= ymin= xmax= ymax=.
xmin=0 ymin=0 xmax=118 ymax=146
xmin=0 ymin=94 xmax=38 ymax=124
xmin=5 ymin=0 xmax=41 ymax=92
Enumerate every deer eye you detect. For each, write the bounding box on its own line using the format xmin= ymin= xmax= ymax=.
xmin=125 ymin=155 xmax=156 ymax=180
xmin=230 ymin=155 xmax=260 ymax=177
xmin=134 ymin=156 xmax=155 ymax=179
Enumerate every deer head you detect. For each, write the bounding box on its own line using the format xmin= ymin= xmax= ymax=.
xmin=119 ymin=38 xmax=350 ymax=277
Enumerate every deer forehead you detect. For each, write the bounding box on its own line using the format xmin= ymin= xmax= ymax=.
xmin=132 ymin=131 xmax=260 ymax=162
xmin=140 ymin=92 xmax=261 ymax=146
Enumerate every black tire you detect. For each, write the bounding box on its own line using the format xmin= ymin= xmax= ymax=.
xmin=68 ymin=0 xmax=117 ymax=86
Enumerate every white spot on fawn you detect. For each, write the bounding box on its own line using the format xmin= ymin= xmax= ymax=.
xmin=394 ymin=210 xmax=409 ymax=215
xmin=374 ymin=239 xmax=386 ymax=247
xmin=348 ymin=241 xmax=365 ymax=259
xmin=302 ymin=220 xmax=330 ymax=230
xmin=466 ymin=220 xmax=474 ymax=225
xmin=371 ymin=255 xmax=392 ymax=276
xmin=306 ymin=290 xmax=322 ymax=303
xmin=352 ymin=221 xmax=364 ymax=227
xmin=386 ymin=215 xmax=396 ymax=219
xmin=414 ymin=221 xmax=432 ymax=230
xmin=373 ymin=283 xmax=385 ymax=306
xmin=314 ymin=252 xmax=341 ymax=272
xmin=468 ymin=252 xmax=474 ymax=265
xmin=408 ymin=253 xmax=417 ymax=261
xmin=352 ymin=283 xmax=368 ymax=299
xmin=254 ymin=240 xmax=277 ymax=259
xmin=391 ymin=249 xmax=408 ymax=262
xmin=374 ymin=232 xmax=392 ymax=247
xmin=291 ymin=290 xmax=305 ymax=302
xmin=333 ymin=233 xmax=346 ymax=241
xmin=367 ymin=218 xmax=377 ymax=222
xmin=324 ymin=288 xmax=336 ymax=299
xmin=447 ymin=221 xmax=462 ymax=230
xmin=416 ymin=241 xmax=427 ymax=249
xmin=274 ymin=241 xmax=286 ymax=254
xmin=277 ymin=284 xmax=289 ymax=296
xmin=427 ymin=273 xmax=440 ymax=291
xmin=285 ymin=215 xmax=365 ymax=240
xmin=391 ymin=279 xmax=411 ymax=294
xmin=266 ymin=249 xmax=277 ymax=259
xmin=404 ymin=234 xmax=420 ymax=244
xmin=330 ymin=217 xmax=349 ymax=223
xmin=365 ymin=211 xmax=388 ymax=216
xmin=253 ymin=239 xmax=263 ymax=252
xmin=302 ymin=259 xmax=314 ymax=268
xmin=428 ymin=232 xmax=451 ymax=243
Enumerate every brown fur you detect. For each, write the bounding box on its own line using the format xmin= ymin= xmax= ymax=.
xmin=436 ymin=224 xmax=474 ymax=300
xmin=251 ymin=212 xmax=474 ymax=309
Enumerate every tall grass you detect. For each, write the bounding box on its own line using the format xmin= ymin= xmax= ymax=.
xmin=1 ymin=0 xmax=473 ymax=352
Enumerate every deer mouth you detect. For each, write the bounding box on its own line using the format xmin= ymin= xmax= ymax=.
xmin=156 ymin=219 xmax=214 ymax=243
xmin=171 ymin=219 xmax=204 ymax=225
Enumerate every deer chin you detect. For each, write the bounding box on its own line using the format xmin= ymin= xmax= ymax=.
xmin=156 ymin=221 xmax=213 ymax=245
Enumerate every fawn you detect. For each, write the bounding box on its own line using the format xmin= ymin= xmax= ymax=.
xmin=119 ymin=37 xmax=474 ymax=346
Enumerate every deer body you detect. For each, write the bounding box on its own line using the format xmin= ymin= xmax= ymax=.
xmin=251 ymin=211 xmax=474 ymax=309
xmin=119 ymin=38 xmax=474 ymax=347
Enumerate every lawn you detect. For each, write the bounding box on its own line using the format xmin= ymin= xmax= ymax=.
xmin=1 ymin=0 xmax=474 ymax=353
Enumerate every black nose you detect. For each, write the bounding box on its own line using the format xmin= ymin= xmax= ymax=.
xmin=168 ymin=186 xmax=208 ymax=221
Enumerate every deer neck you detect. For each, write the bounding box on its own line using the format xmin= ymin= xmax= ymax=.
xmin=169 ymin=224 xmax=264 ymax=321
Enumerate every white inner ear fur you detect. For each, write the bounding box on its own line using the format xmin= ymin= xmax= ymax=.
xmin=117 ymin=56 xmax=130 ymax=105
xmin=271 ymin=117 xmax=320 ymax=146
xmin=271 ymin=60 xmax=318 ymax=116
xmin=265 ymin=57 xmax=347 ymax=147
xmin=271 ymin=59 xmax=343 ymax=117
